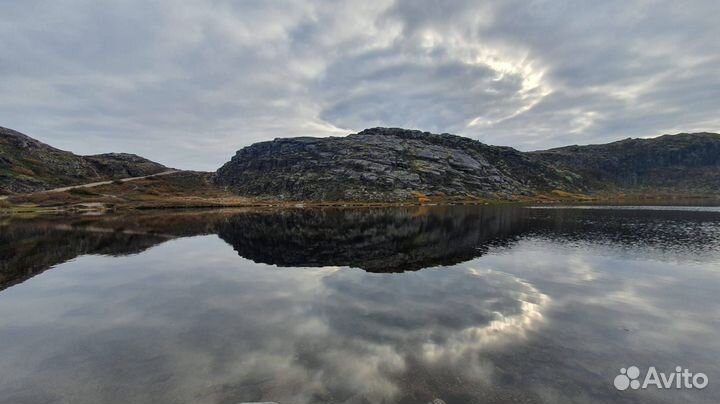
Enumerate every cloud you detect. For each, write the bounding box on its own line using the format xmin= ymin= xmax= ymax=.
xmin=0 ymin=236 xmax=548 ymax=404
xmin=0 ymin=0 xmax=718 ymax=169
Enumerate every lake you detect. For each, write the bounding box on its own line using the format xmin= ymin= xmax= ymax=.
xmin=0 ymin=205 xmax=719 ymax=404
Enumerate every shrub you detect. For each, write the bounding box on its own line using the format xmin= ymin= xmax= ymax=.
xmin=411 ymin=191 xmax=431 ymax=204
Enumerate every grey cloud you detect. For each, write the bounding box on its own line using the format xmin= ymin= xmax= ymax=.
xmin=0 ymin=236 xmax=546 ymax=404
xmin=0 ymin=0 xmax=718 ymax=169
xmin=316 ymin=48 xmax=525 ymax=133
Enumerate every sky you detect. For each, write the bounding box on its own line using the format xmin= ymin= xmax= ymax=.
xmin=1 ymin=0 xmax=719 ymax=170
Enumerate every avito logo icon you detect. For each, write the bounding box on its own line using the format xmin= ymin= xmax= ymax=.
xmin=614 ymin=366 xmax=708 ymax=391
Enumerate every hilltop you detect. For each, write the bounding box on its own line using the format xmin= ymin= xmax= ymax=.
xmin=2 ymin=126 xmax=719 ymax=210
xmin=531 ymin=133 xmax=720 ymax=192
xmin=214 ymin=127 xmax=583 ymax=202
xmin=214 ymin=127 xmax=720 ymax=202
xmin=0 ymin=126 xmax=168 ymax=194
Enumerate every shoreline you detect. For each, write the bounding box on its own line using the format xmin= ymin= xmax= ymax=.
xmin=3 ymin=170 xmax=718 ymax=215
xmin=2 ymin=192 xmax=719 ymax=215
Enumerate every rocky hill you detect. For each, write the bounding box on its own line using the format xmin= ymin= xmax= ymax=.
xmin=214 ymin=127 xmax=582 ymax=201
xmin=531 ymin=133 xmax=720 ymax=192
xmin=0 ymin=126 xmax=168 ymax=194
xmin=4 ymin=125 xmax=718 ymax=201
xmin=215 ymin=128 xmax=720 ymax=201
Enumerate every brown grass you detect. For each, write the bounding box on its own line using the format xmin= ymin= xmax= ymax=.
xmin=3 ymin=170 xmax=718 ymax=214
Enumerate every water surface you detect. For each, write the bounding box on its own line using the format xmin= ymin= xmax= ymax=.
xmin=0 ymin=206 xmax=718 ymax=403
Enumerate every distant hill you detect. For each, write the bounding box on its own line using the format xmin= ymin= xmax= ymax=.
xmin=530 ymin=133 xmax=720 ymax=192
xmin=0 ymin=126 xmax=168 ymax=194
xmin=215 ymin=127 xmax=720 ymax=201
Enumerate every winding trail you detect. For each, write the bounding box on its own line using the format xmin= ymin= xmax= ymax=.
xmin=0 ymin=170 xmax=179 ymax=200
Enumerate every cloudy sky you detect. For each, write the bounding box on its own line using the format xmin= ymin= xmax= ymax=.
xmin=1 ymin=0 xmax=719 ymax=170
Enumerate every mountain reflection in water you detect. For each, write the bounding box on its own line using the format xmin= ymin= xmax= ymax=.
xmin=0 ymin=205 xmax=719 ymax=404
xmin=3 ymin=205 xmax=719 ymax=289
xmin=1 ymin=206 xmax=530 ymax=289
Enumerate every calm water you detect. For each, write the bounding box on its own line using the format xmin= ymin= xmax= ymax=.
xmin=0 ymin=206 xmax=719 ymax=404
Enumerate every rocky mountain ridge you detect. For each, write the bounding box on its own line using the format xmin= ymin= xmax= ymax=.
xmin=215 ymin=127 xmax=720 ymax=201
xmin=531 ymin=132 xmax=720 ymax=192
xmin=0 ymin=126 xmax=168 ymax=194
xmin=214 ymin=127 xmax=582 ymax=201
xmin=3 ymin=125 xmax=718 ymax=201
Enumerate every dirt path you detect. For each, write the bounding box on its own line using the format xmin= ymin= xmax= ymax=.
xmin=0 ymin=170 xmax=179 ymax=200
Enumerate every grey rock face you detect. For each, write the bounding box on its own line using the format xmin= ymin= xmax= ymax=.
xmin=214 ymin=128 xmax=577 ymax=201
xmin=531 ymin=132 xmax=720 ymax=192
xmin=215 ymin=128 xmax=720 ymax=201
